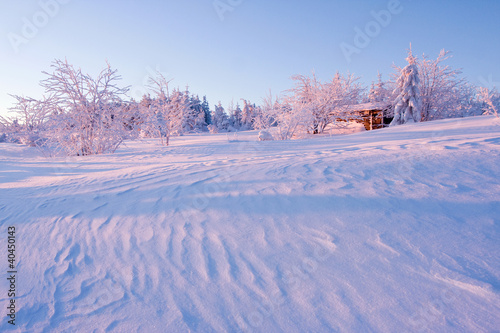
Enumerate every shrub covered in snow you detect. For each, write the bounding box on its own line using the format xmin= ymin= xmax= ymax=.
xmin=207 ymin=124 xmax=218 ymax=134
xmin=258 ymin=130 xmax=273 ymax=141
xmin=8 ymin=59 xmax=133 ymax=155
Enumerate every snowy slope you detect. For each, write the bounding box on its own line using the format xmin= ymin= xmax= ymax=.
xmin=1 ymin=116 xmax=499 ymax=332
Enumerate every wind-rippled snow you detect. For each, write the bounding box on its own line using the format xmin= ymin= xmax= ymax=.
xmin=0 ymin=116 xmax=499 ymax=332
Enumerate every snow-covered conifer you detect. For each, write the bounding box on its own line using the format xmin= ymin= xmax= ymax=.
xmin=370 ymin=72 xmax=391 ymax=103
xmin=241 ymin=100 xmax=255 ymax=130
xmin=211 ymin=102 xmax=229 ymax=131
xmin=391 ymin=48 xmax=422 ymax=125
xmin=201 ymin=96 xmax=212 ymax=125
xmin=228 ymin=102 xmax=242 ymax=130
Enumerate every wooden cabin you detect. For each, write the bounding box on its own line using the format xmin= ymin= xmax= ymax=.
xmin=345 ymin=102 xmax=393 ymax=130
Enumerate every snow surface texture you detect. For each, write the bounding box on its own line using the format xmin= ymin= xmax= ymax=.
xmin=1 ymin=116 xmax=499 ymax=332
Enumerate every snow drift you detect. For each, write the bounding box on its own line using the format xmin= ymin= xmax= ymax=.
xmin=0 ymin=116 xmax=499 ymax=332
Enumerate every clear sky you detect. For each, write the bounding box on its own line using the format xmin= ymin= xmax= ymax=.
xmin=1 ymin=0 xmax=499 ymax=117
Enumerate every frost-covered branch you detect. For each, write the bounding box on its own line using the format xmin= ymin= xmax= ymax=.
xmin=37 ymin=59 xmax=131 ymax=155
xmin=478 ymin=87 xmax=499 ymax=118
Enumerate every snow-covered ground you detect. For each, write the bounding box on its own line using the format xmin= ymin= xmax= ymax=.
xmin=1 ymin=116 xmax=499 ymax=332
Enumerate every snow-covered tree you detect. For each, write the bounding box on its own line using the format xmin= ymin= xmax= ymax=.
xmin=367 ymin=82 xmax=376 ymax=103
xmin=0 ymin=114 xmax=20 ymax=143
xmin=211 ymin=102 xmax=229 ymax=131
xmin=140 ymin=74 xmax=178 ymax=145
xmin=418 ymin=50 xmax=467 ymax=120
xmin=139 ymin=78 xmax=209 ymax=142
xmin=478 ymin=87 xmax=499 ymax=118
xmin=0 ymin=115 xmax=8 ymax=135
xmin=452 ymin=83 xmax=483 ymax=117
xmin=389 ymin=49 xmax=470 ymax=121
xmin=168 ymin=89 xmax=191 ymax=135
xmin=288 ymin=72 xmax=363 ymax=134
xmin=228 ymin=101 xmax=242 ymax=130
xmin=39 ymin=59 xmax=131 ymax=155
xmin=171 ymin=88 xmax=208 ymax=134
xmin=272 ymin=95 xmax=312 ymax=140
xmin=318 ymin=72 xmax=364 ymax=133
xmin=189 ymin=95 xmax=207 ymax=132
xmin=369 ymin=72 xmax=391 ymax=103
xmin=391 ymin=49 xmax=422 ymax=125
xmin=6 ymin=94 xmax=54 ymax=145
xmin=253 ymin=91 xmax=276 ymax=130
xmin=201 ymin=96 xmax=212 ymax=125
xmin=241 ymin=100 xmax=256 ymax=130
xmin=8 ymin=95 xmax=51 ymax=133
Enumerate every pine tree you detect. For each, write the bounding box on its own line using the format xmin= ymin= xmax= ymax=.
xmin=212 ymin=102 xmax=229 ymax=131
xmin=201 ymin=96 xmax=211 ymax=125
xmin=190 ymin=95 xmax=207 ymax=132
xmin=241 ymin=100 xmax=255 ymax=130
xmin=368 ymin=82 xmax=377 ymax=102
xmin=391 ymin=48 xmax=422 ymax=125
xmin=370 ymin=72 xmax=390 ymax=103
xmin=232 ymin=103 xmax=242 ymax=129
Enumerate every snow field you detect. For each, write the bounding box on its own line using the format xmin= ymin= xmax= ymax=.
xmin=0 ymin=116 xmax=499 ymax=332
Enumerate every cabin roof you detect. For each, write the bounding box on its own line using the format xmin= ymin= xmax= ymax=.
xmin=346 ymin=102 xmax=392 ymax=112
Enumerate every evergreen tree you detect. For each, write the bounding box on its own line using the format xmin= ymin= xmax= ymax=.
xmin=241 ymin=99 xmax=256 ymax=130
xmin=368 ymin=82 xmax=377 ymax=102
xmin=227 ymin=101 xmax=242 ymax=130
xmin=232 ymin=103 xmax=242 ymax=129
xmin=391 ymin=48 xmax=422 ymax=125
xmin=212 ymin=102 xmax=229 ymax=131
xmin=369 ymin=73 xmax=390 ymax=103
xmin=190 ymin=95 xmax=207 ymax=132
xmin=201 ymin=96 xmax=211 ymax=125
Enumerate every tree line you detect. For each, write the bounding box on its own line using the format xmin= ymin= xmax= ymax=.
xmin=0 ymin=48 xmax=498 ymax=155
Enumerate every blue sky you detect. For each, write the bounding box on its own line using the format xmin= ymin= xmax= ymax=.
xmin=1 ymin=0 xmax=499 ymax=117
